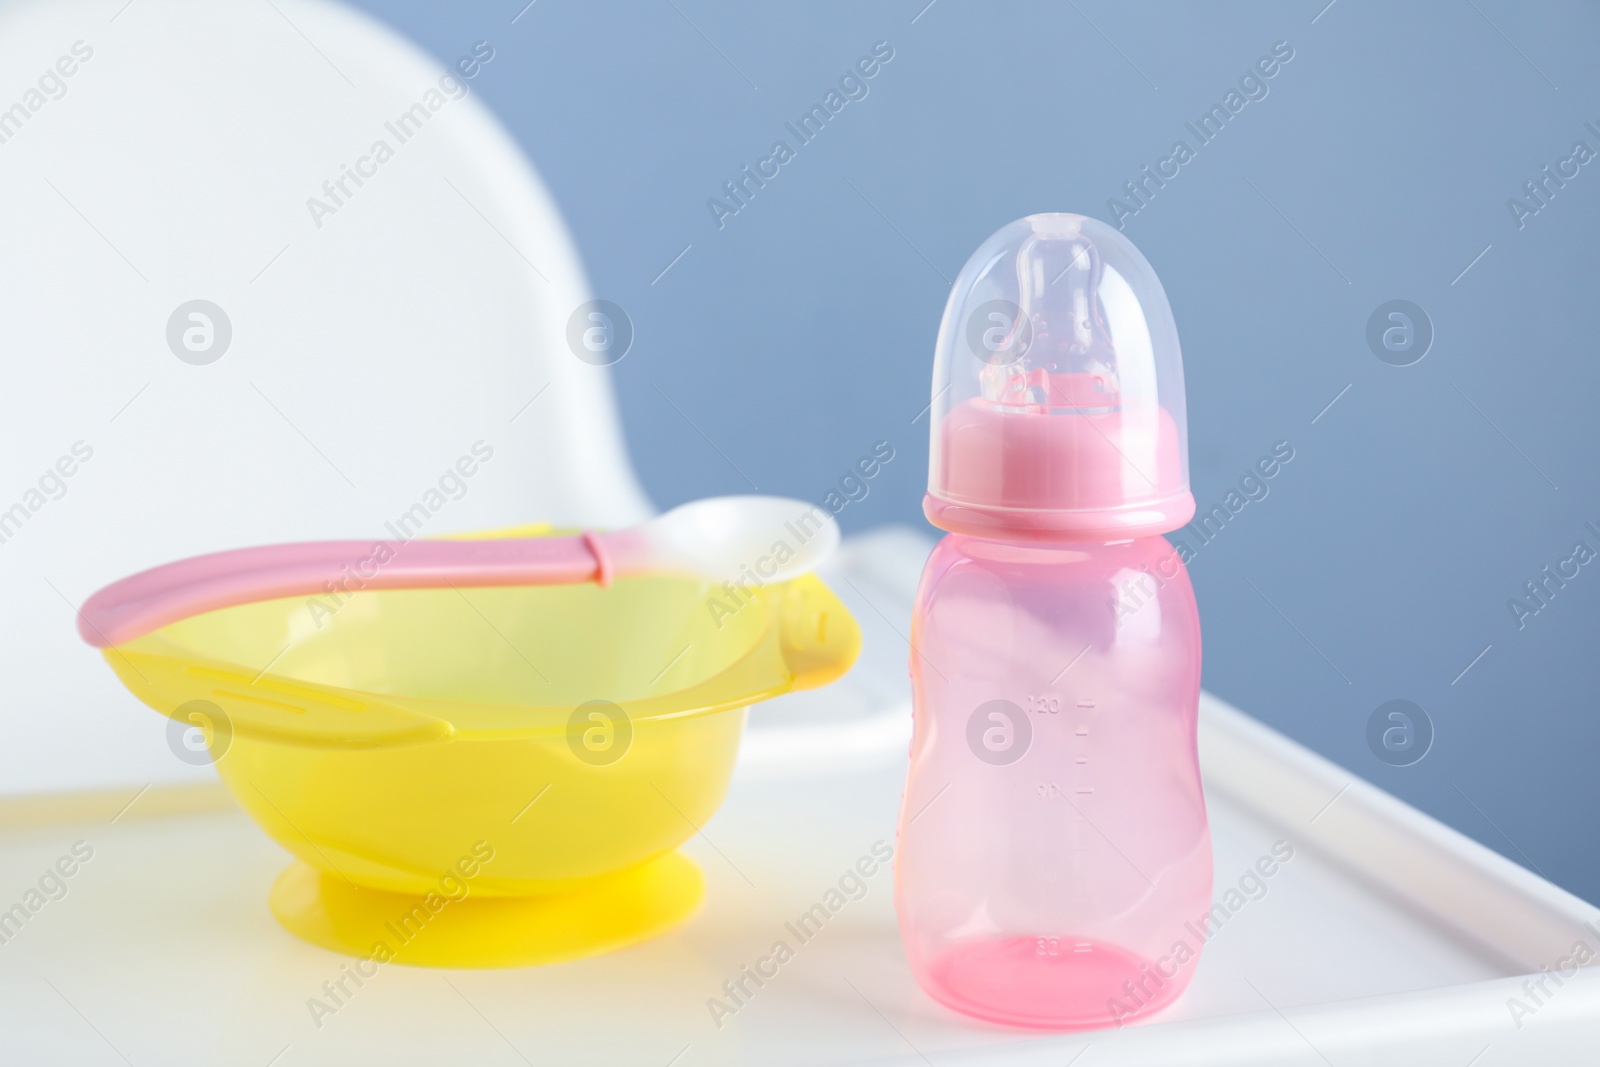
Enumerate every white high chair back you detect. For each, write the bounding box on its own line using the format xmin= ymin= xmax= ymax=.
xmin=0 ymin=0 xmax=651 ymax=794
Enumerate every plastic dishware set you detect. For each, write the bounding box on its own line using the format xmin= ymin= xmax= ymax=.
xmin=82 ymin=499 xmax=861 ymax=968
xmin=80 ymin=213 xmax=1208 ymax=1030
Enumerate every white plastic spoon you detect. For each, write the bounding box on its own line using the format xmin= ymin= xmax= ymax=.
xmin=77 ymin=495 xmax=839 ymax=648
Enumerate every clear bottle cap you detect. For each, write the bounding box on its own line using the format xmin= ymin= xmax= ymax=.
xmin=924 ymin=214 xmax=1193 ymax=541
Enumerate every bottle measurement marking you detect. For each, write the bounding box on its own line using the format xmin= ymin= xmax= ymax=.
xmin=1026 ymin=696 xmax=1102 ymax=713
xmin=1073 ymin=694 xmax=1094 ymax=886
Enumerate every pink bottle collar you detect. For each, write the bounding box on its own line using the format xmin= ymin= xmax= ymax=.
xmin=923 ymin=490 xmax=1195 ymax=543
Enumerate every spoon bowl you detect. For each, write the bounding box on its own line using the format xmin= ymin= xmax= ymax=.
xmin=634 ymin=495 xmax=840 ymax=586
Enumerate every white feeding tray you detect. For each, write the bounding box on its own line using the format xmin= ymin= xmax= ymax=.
xmin=3 ymin=529 xmax=1596 ymax=1065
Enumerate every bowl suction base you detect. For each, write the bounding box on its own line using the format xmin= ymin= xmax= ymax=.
xmin=268 ymin=852 xmax=704 ymax=968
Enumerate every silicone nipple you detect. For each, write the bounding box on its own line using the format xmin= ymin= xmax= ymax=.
xmin=985 ymin=228 xmax=1121 ymax=413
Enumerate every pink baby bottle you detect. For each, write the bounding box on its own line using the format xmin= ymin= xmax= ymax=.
xmin=895 ymin=214 xmax=1210 ymax=1030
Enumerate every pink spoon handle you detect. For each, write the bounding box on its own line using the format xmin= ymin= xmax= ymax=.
xmin=77 ymin=532 xmax=627 ymax=649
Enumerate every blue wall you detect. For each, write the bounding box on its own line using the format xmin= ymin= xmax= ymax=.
xmin=348 ymin=0 xmax=1600 ymax=904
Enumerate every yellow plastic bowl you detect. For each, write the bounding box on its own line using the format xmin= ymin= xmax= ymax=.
xmin=102 ymin=559 xmax=859 ymax=966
